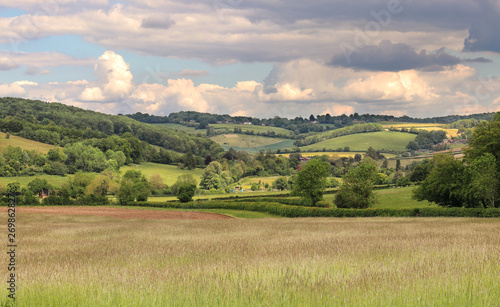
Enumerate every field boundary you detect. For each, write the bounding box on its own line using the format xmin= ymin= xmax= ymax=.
xmin=130 ymin=201 xmax=500 ymax=218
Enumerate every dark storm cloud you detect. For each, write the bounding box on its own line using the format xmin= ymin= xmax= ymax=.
xmin=329 ymin=40 xmax=490 ymax=71
xmin=463 ymin=0 xmax=500 ymax=53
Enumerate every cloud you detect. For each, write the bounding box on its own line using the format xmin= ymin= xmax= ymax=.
xmin=463 ymin=0 xmax=500 ymax=53
xmin=79 ymin=51 xmax=133 ymax=102
xmin=329 ymin=40 xmax=468 ymax=71
xmin=5 ymin=52 xmax=500 ymax=120
xmin=0 ymin=82 xmax=26 ymax=96
xmin=141 ymin=14 xmax=175 ymax=29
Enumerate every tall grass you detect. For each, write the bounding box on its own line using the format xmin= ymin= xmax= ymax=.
xmin=2 ymin=214 xmax=499 ymax=306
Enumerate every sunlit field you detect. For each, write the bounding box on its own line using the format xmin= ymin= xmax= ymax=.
xmin=3 ymin=212 xmax=499 ymax=306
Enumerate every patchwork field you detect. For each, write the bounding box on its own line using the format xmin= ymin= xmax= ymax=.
xmin=152 ymin=123 xmax=207 ymax=135
xmin=211 ymin=123 xmax=294 ymax=137
xmin=300 ymin=131 xmax=416 ymax=152
xmin=211 ymin=134 xmax=288 ymax=148
xmin=379 ymin=122 xmax=459 ymax=138
xmin=0 ymin=132 xmax=56 ymax=153
xmin=121 ymin=162 xmax=204 ymax=186
xmin=3 ymin=212 xmax=498 ymax=306
xmin=279 ymin=152 xmax=397 ymax=159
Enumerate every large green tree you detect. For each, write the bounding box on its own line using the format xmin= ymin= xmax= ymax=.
xmin=334 ymin=160 xmax=378 ymax=208
xmin=199 ymin=161 xmax=231 ymax=190
xmin=292 ymin=159 xmax=330 ymax=206
xmin=413 ymin=153 xmax=466 ymax=207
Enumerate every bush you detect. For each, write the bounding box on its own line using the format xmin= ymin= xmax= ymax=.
xmin=177 ymin=184 xmax=197 ymax=203
xmin=41 ymin=195 xmax=73 ymax=206
xmin=315 ymin=200 xmax=330 ymax=208
xmin=74 ymin=194 xmax=110 ymax=206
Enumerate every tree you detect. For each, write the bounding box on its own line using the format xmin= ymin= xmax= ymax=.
xmin=27 ymin=178 xmax=52 ymax=196
xmin=334 ymin=161 xmax=378 ymax=208
xmin=149 ymin=174 xmax=166 ymax=195
xmin=292 ymin=159 xmax=330 ymax=205
xmin=177 ymin=184 xmax=196 ymax=202
xmin=365 ymin=146 xmax=378 ymax=160
xmin=413 ymin=154 xmax=466 ymax=207
xmin=171 ymin=174 xmax=198 ymax=195
xmin=272 ymin=177 xmax=289 ymax=191
xmin=117 ymin=170 xmax=151 ymax=205
xmin=395 ymin=159 xmax=402 ymax=171
xmin=465 ymin=153 xmax=498 ymax=208
xmin=199 ymin=161 xmax=231 ymax=190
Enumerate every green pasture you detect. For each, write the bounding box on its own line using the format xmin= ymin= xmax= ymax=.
xmin=0 ymin=132 xmax=56 ymax=154
xmin=300 ymin=131 xmax=416 ymax=152
xmin=210 ymin=134 xmax=288 ymax=148
xmin=0 ymin=174 xmax=71 ymax=189
xmin=121 ymin=162 xmax=204 ymax=186
xmin=211 ymin=123 xmax=294 ymax=136
xmin=152 ymin=123 xmax=207 ymax=135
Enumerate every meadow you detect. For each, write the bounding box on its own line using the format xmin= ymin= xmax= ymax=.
xmin=121 ymin=162 xmax=204 ymax=186
xmin=300 ymin=131 xmax=416 ymax=152
xmin=3 ymin=212 xmax=499 ymax=306
xmin=152 ymin=123 xmax=207 ymax=135
xmin=0 ymin=132 xmax=56 ymax=153
xmin=210 ymin=134 xmax=295 ymax=153
xmin=211 ymin=123 xmax=294 ymax=136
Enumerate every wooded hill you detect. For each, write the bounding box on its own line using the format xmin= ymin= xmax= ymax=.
xmin=0 ymin=97 xmax=223 ymax=163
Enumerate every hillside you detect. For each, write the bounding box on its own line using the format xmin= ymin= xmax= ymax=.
xmin=0 ymin=97 xmax=222 ymax=159
xmin=0 ymin=132 xmax=56 ymax=153
xmin=298 ymin=131 xmax=416 ymax=152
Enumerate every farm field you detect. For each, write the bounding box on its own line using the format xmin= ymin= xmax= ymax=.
xmin=211 ymin=123 xmax=294 ymax=136
xmin=218 ymin=139 xmax=296 ymax=153
xmin=210 ymin=134 xmax=289 ymax=148
xmin=4 ymin=212 xmax=499 ymax=306
xmin=0 ymin=174 xmax=71 ymax=189
xmin=300 ymin=131 xmax=416 ymax=152
xmin=279 ymin=152 xmax=397 ymax=159
xmin=0 ymin=132 xmax=56 ymax=153
xmin=121 ymin=162 xmax=204 ymax=186
xmin=379 ymin=122 xmax=459 ymax=137
xmin=152 ymin=123 xmax=207 ymax=135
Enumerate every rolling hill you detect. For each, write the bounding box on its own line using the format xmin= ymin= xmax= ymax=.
xmin=299 ymin=131 xmax=416 ymax=152
xmin=0 ymin=132 xmax=56 ymax=153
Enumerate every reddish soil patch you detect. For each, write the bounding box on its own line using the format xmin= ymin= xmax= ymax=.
xmin=2 ymin=206 xmax=233 ymax=220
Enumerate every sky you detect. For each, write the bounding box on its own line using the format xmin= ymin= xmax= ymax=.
xmin=1 ymin=0 xmax=500 ymax=119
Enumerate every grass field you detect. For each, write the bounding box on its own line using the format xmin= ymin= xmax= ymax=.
xmin=218 ymin=139 xmax=296 ymax=153
xmin=121 ymin=162 xmax=204 ymax=186
xmin=0 ymin=132 xmax=56 ymax=153
xmin=152 ymin=123 xmax=207 ymax=135
xmin=211 ymin=123 xmax=294 ymax=137
xmin=379 ymin=122 xmax=459 ymax=138
xmin=0 ymin=174 xmax=71 ymax=189
xmin=4 ymin=212 xmax=499 ymax=306
xmin=210 ymin=134 xmax=288 ymax=148
xmin=300 ymin=131 xmax=416 ymax=152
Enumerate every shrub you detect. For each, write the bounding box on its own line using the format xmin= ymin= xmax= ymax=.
xmin=177 ymin=184 xmax=197 ymax=203
xmin=74 ymin=194 xmax=110 ymax=206
xmin=315 ymin=200 xmax=330 ymax=208
xmin=41 ymin=195 xmax=73 ymax=206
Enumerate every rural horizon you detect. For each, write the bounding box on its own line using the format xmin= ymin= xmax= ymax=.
xmin=1 ymin=0 xmax=500 ymax=306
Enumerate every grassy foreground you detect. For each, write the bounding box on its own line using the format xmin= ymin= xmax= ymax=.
xmin=3 ymin=214 xmax=499 ymax=306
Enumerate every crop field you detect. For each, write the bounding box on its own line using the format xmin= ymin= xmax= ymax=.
xmin=379 ymin=122 xmax=459 ymax=138
xmin=279 ymin=152 xmax=397 ymax=159
xmin=3 ymin=211 xmax=498 ymax=306
xmin=0 ymin=132 xmax=56 ymax=153
xmin=121 ymin=162 xmax=204 ymax=185
xmin=300 ymin=131 xmax=416 ymax=152
xmin=210 ymin=134 xmax=289 ymax=148
xmin=211 ymin=124 xmax=294 ymax=136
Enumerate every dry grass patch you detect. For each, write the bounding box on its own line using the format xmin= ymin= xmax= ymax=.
xmin=2 ymin=214 xmax=499 ymax=306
